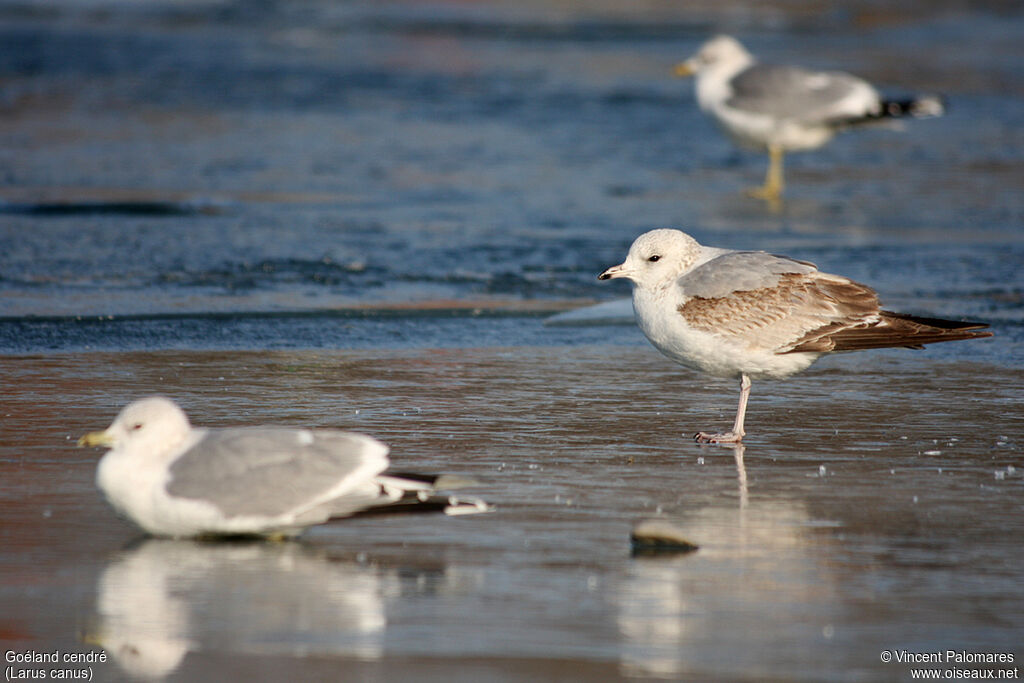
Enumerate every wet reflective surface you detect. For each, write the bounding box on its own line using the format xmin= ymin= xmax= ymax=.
xmin=3 ymin=350 xmax=1023 ymax=681
xmin=1 ymin=0 xmax=1022 ymax=681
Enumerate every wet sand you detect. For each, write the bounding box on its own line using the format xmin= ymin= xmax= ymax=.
xmin=2 ymin=348 xmax=1021 ymax=681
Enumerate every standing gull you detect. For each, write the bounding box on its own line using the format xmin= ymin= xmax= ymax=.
xmin=673 ymin=35 xmax=944 ymax=200
xmin=79 ymin=396 xmax=488 ymax=538
xmin=599 ymin=229 xmax=992 ymax=443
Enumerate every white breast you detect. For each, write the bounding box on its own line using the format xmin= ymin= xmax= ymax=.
xmin=632 ymin=287 xmax=821 ymax=380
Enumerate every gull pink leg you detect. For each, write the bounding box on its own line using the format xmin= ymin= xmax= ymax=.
xmin=695 ymin=374 xmax=751 ymax=444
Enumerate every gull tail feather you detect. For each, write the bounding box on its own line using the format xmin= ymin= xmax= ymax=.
xmin=836 ymin=95 xmax=945 ymax=128
xmin=347 ymin=493 xmax=492 ymax=518
xmin=785 ymin=313 xmax=992 ymax=354
xmin=878 ymin=95 xmax=946 ymax=119
xmin=329 ymin=471 xmax=491 ymax=520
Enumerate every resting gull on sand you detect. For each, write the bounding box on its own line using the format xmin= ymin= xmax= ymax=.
xmin=673 ymin=35 xmax=944 ymax=200
xmin=599 ymin=229 xmax=992 ymax=443
xmin=79 ymin=396 xmax=489 ymax=537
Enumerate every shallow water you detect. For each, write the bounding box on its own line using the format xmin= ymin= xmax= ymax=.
xmin=1 ymin=0 xmax=1022 ymax=681
xmin=2 ymin=350 xmax=1022 ymax=681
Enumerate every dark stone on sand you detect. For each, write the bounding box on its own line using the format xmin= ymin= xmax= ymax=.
xmin=630 ymin=519 xmax=700 ymax=556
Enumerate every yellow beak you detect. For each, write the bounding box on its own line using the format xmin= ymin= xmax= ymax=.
xmin=78 ymin=429 xmax=114 ymax=448
xmin=673 ymin=61 xmax=696 ymax=78
xmin=80 ymin=630 xmax=105 ymax=647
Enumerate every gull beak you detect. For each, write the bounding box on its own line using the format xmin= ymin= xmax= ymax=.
xmin=598 ymin=263 xmax=628 ymax=281
xmin=78 ymin=429 xmax=114 ymax=448
xmin=80 ymin=629 xmax=105 ymax=647
xmin=672 ymin=60 xmax=696 ymax=78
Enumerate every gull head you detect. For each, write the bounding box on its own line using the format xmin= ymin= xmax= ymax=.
xmin=674 ymin=35 xmax=753 ymax=78
xmin=599 ymin=229 xmax=702 ymax=290
xmin=78 ymin=396 xmax=191 ymax=455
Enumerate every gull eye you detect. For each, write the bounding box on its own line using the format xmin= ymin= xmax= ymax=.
xmin=131 ymin=423 xmax=144 ymax=431
xmin=647 ymin=255 xmax=661 ymax=262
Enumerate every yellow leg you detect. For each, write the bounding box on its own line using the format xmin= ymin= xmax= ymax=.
xmin=747 ymin=143 xmax=784 ymax=201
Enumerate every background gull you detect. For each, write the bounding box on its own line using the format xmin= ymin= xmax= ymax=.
xmin=79 ymin=396 xmax=489 ymax=538
xmin=673 ymin=35 xmax=944 ymax=201
xmin=599 ymin=229 xmax=992 ymax=444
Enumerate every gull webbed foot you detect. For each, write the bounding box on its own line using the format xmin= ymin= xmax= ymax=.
xmin=694 ymin=431 xmax=744 ymax=444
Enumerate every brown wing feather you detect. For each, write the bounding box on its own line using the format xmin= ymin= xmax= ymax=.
xmin=678 ymin=271 xmax=992 ymax=354
xmin=785 ymin=311 xmax=992 ymax=353
xmin=678 ymin=272 xmax=880 ymax=351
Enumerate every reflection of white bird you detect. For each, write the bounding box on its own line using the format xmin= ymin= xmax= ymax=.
xmin=599 ymin=229 xmax=991 ymax=443
xmin=674 ymin=35 xmax=944 ymax=200
xmin=617 ymin=496 xmax=832 ymax=679
xmin=92 ymin=544 xmax=190 ymax=679
xmin=90 ymin=540 xmax=389 ymax=679
xmin=79 ymin=396 xmax=489 ymax=537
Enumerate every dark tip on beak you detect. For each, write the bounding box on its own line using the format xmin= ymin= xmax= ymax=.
xmin=599 ymin=264 xmax=626 ymax=281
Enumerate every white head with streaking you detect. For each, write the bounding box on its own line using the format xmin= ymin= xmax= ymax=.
xmin=673 ymin=35 xmax=755 ymax=109
xmin=83 ymin=396 xmax=194 ymax=462
xmin=598 ymin=228 xmax=705 ymax=291
xmin=599 ymin=229 xmax=992 ymax=444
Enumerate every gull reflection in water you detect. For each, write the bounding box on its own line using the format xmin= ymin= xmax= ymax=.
xmin=89 ymin=539 xmax=388 ymax=679
xmin=618 ymin=445 xmax=840 ymax=679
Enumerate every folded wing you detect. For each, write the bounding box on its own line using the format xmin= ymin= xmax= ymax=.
xmin=727 ymin=64 xmax=879 ymax=123
xmin=166 ymin=428 xmax=389 ymax=519
xmin=677 ymin=251 xmax=991 ymax=354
